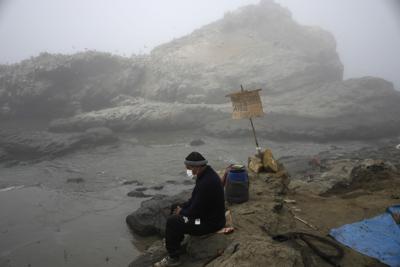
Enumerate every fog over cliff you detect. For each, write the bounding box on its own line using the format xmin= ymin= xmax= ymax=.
xmin=1 ymin=0 xmax=399 ymax=142
xmin=0 ymin=0 xmax=399 ymax=89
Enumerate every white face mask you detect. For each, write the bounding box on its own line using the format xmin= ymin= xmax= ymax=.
xmin=186 ymin=169 xmax=197 ymax=179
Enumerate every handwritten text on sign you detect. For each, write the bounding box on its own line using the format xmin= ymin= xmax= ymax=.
xmin=228 ymin=89 xmax=264 ymax=119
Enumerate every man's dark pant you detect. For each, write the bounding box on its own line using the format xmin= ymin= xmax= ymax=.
xmin=165 ymin=215 xmax=222 ymax=258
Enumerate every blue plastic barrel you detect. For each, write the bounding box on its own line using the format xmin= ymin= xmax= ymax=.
xmin=225 ymin=165 xmax=249 ymax=204
xmin=227 ymin=169 xmax=248 ymax=182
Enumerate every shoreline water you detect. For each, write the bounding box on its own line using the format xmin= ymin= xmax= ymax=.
xmin=0 ymin=126 xmax=392 ymax=266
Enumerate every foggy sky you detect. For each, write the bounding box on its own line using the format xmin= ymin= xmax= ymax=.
xmin=0 ymin=0 xmax=399 ymax=89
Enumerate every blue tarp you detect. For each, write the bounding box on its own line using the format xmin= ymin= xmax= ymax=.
xmin=330 ymin=205 xmax=400 ymax=267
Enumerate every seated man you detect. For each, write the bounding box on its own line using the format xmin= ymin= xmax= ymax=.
xmin=154 ymin=151 xmax=226 ymax=267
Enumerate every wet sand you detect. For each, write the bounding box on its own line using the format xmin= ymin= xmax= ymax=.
xmin=0 ymin=185 xmax=140 ymax=267
xmin=0 ymin=129 xmax=383 ymax=266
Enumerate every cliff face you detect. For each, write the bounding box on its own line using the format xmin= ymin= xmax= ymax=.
xmin=145 ymin=0 xmax=343 ymax=103
xmin=0 ymin=0 xmax=399 ymax=141
xmin=0 ymin=52 xmax=146 ymax=118
xmin=263 ymin=77 xmax=400 ymax=118
xmin=0 ymin=0 xmax=343 ymax=116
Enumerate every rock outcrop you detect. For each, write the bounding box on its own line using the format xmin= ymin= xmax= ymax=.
xmin=143 ymin=0 xmax=343 ymax=103
xmin=0 ymin=52 xmax=146 ymax=119
xmin=205 ymin=77 xmax=400 ymax=141
xmin=0 ymin=127 xmax=117 ymax=163
xmin=287 ymin=145 xmax=400 ymax=195
xmin=126 ymin=190 xmax=191 ymax=237
xmin=1 ymin=1 xmax=399 ymax=141
xmin=48 ymin=98 xmax=228 ymax=132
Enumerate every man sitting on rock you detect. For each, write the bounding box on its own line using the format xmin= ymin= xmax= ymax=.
xmin=154 ymin=151 xmax=226 ymax=267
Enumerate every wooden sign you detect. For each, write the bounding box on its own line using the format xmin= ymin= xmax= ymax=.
xmin=227 ymin=89 xmax=264 ymax=119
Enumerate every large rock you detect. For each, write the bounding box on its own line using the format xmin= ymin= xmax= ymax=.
xmin=143 ymin=0 xmax=342 ymax=103
xmin=0 ymin=1 xmax=342 ymax=116
xmin=289 ymin=158 xmax=398 ymax=195
xmin=326 ymin=159 xmax=398 ymax=195
xmin=214 ymin=239 xmax=303 ymax=267
xmin=126 ymin=190 xmax=191 ymax=237
xmin=264 ymin=77 xmax=400 ymax=118
xmin=48 ymin=99 xmax=228 ymax=132
xmin=0 ymin=127 xmax=117 ymax=163
xmin=0 ymin=52 xmax=146 ymax=119
xmin=186 ymin=234 xmax=230 ymax=261
xmin=48 ymin=76 xmax=400 ymax=140
xmin=129 ymin=234 xmax=231 ymax=267
xmin=128 ymin=240 xmax=166 ymax=267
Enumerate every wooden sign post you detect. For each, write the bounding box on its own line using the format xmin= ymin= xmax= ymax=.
xmin=226 ymin=85 xmax=264 ymax=155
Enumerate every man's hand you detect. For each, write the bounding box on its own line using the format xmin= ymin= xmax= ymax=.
xmin=173 ymin=206 xmax=182 ymax=215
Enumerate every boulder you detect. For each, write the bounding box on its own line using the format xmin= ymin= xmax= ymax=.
xmin=144 ymin=0 xmax=343 ymax=103
xmin=326 ymin=159 xmax=398 ymax=194
xmin=48 ymin=100 xmax=228 ymax=133
xmin=186 ymin=233 xmax=230 ymax=261
xmin=288 ymin=157 xmax=399 ymax=195
xmin=127 ymin=191 xmax=152 ymax=198
xmin=166 ymin=180 xmax=180 ymax=185
xmin=135 ymin=187 xmax=148 ymax=192
xmin=189 ymin=139 xmax=205 ymax=146
xmin=0 ymin=127 xmax=117 ymax=163
xmin=150 ymin=185 xmax=164 ymax=190
xmin=122 ymin=180 xmax=140 ymax=185
xmin=128 ymin=240 xmax=166 ymax=267
xmin=0 ymin=51 xmax=146 ymax=119
xmin=126 ymin=190 xmax=191 ymax=236
xmin=214 ymin=239 xmax=303 ymax=267
xmin=66 ymin=178 xmax=85 ymax=183
xmin=128 ymin=232 xmax=230 ymax=266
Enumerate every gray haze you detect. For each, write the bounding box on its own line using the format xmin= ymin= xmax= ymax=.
xmin=0 ymin=0 xmax=399 ymax=88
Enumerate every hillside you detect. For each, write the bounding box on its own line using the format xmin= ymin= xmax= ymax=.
xmin=1 ymin=0 xmax=399 ymax=141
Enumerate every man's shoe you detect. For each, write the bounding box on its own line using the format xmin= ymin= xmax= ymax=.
xmin=153 ymin=256 xmax=181 ymax=267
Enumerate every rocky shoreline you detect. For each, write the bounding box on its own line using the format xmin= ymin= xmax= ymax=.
xmin=126 ymin=144 xmax=400 ymax=266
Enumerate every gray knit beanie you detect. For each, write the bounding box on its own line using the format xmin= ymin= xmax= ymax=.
xmin=184 ymin=151 xmax=208 ymax=166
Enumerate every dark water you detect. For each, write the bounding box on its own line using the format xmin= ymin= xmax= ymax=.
xmin=0 ymin=128 xmax=377 ymax=267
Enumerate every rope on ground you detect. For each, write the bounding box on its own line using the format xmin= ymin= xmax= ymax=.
xmin=260 ymin=228 xmax=344 ymax=267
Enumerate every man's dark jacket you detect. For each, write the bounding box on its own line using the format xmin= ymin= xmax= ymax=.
xmin=180 ymin=165 xmax=225 ymax=228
